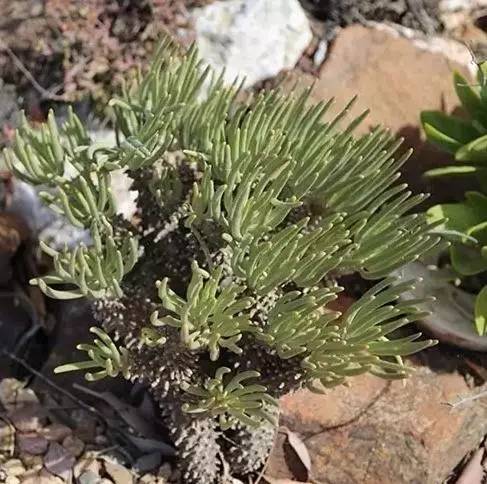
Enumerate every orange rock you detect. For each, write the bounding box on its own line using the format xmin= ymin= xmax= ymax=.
xmin=280 ymin=24 xmax=473 ymax=206
xmin=269 ymin=349 xmax=487 ymax=483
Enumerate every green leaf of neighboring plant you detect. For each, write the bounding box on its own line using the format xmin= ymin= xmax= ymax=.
xmin=478 ymin=61 xmax=487 ymax=106
xmin=475 ymin=286 xmax=487 ymax=335
xmin=456 ymin=134 xmax=487 ymax=163
xmin=469 ymin=221 xmax=487 ymax=255
xmin=426 ymin=202 xmax=485 ymax=234
xmin=424 ymin=165 xmax=480 ymax=177
xmin=454 ymin=71 xmax=485 ymax=123
xmin=421 ymin=111 xmax=479 ymax=151
xmin=465 ymin=191 xmax=487 ymax=211
xmin=422 ymin=122 xmax=463 ymax=154
xmin=431 ymin=229 xmax=478 ymax=244
xmin=451 ymin=243 xmax=487 ymax=275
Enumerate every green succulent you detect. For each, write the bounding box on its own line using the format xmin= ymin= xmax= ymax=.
xmin=421 ymin=61 xmax=487 ymax=335
xmin=4 ymin=36 xmax=441 ymax=481
xmin=181 ymin=367 xmax=278 ymax=430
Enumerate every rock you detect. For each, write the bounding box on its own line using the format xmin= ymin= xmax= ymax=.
xmin=0 ymin=459 xmax=25 ymax=477
xmin=78 ymin=470 xmax=102 ymax=484
xmin=109 ymin=169 xmax=138 ymax=221
xmin=62 ymin=434 xmax=84 ymax=458
xmin=6 ymin=180 xmax=58 ymax=238
xmin=103 ymin=459 xmax=134 ymax=484
xmin=20 ymin=469 xmax=64 ymax=484
xmin=439 ymin=0 xmax=487 ymax=13
xmin=6 ymin=126 xmax=136 ymax=253
xmin=16 ymin=434 xmax=48 ymax=455
xmin=9 ymin=406 xmax=46 ymax=433
xmin=74 ymin=454 xmax=101 ymax=479
xmin=369 ymin=22 xmax=475 ymax=71
xmin=193 ymin=0 xmax=312 ymax=87
xmin=157 ymin=463 xmax=172 ymax=480
xmin=300 ymin=0 xmax=442 ymax=34
xmin=0 ymin=419 xmax=15 ymax=458
xmin=19 ymin=455 xmax=43 ymax=472
xmin=43 ymin=442 xmax=75 ymax=480
xmin=269 ymin=350 xmax=487 ymax=483
xmin=279 ymin=24 xmax=475 ymax=207
xmin=88 ymin=129 xmax=138 ymax=221
xmin=3 ymin=177 xmax=90 ymax=251
xmin=0 ymin=379 xmax=38 ymax=412
xmin=37 ymin=217 xmax=90 ymax=251
xmin=42 ymin=423 xmax=72 ymax=442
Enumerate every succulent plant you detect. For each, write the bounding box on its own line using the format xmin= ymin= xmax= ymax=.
xmin=421 ymin=60 xmax=487 ymax=335
xmin=4 ymin=37 xmax=441 ymax=482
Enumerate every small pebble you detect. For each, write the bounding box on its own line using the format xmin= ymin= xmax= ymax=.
xmin=62 ymin=434 xmax=85 ymax=458
xmin=43 ymin=423 xmax=72 ymax=442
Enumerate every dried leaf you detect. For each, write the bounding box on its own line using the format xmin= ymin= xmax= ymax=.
xmin=133 ymin=451 xmax=162 ymax=473
xmin=74 ymin=385 xmax=158 ymax=438
xmin=103 ymin=459 xmax=134 ymax=484
xmin=464 ymin=358 xmax=487 ymax=382
xmin=280 ymin=427 xmax=311 ymax=482
xmin=126 ymin=435 xmax=175 ymax=457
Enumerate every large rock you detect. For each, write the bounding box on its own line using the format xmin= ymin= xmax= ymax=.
xmin=268 ymin=349 xmax=487 ymax=483
xmin=192 ymin=0 xmax=312 ymax=87
xmin=279 ymin=24 xmax=474 ymax=206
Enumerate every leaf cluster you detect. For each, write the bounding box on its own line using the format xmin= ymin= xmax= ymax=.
xmin=421 ymin=62 xmax=487 ymax=334
xmin=3 ymin=38 xmax=441 ymax=428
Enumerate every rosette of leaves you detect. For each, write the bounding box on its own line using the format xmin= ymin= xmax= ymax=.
xmin=4 ymin=36 xmax=441 ymax=482
xmin=421 ymin=60 xmax=487 ymax=335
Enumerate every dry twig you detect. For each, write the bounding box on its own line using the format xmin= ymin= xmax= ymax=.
xmin=0 ymin=40 xmax=67 ymax=102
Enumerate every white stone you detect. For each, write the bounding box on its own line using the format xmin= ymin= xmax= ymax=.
xmin=370 ymin=22 xmax=476 ymax=76
xmin=88 ymin=129 xmax=138 ymax=221
xmin=192 ymin=0 xmax=312 ymax=87
xmin=439 ymin=0 xmax=487 ymax=12
xmin=7 ymin=128 xmax=138 ymax=250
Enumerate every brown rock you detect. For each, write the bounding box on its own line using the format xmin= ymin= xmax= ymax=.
xmin=42 ymin=423 xmax=72 ymax=442
xmin=9 ymin=406 xmax=46 ymax=433
xmin=280 ymin=24 xmax=474 ymax=207
xmin=16 ymin=433 xmax=48 ymax=456
xmin=62 ymin=434 xmax=84 ymax=458
xmin=269 ymin=349 xmax=487 ymax=484
xmin=280 ymin=374 xmax=388 ymax=435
